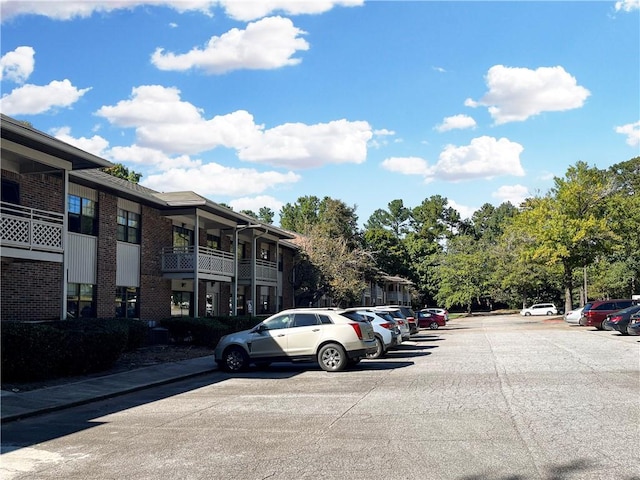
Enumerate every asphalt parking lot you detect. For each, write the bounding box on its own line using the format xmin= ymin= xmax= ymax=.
xmin=1 ymin=314 xmax=638 ymax=480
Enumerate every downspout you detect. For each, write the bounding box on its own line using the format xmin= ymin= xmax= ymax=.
xmin=61 ymin=170 xmax=69 ymax=320
xmin=193 ymin=213 xmax=199 ymax=318
xmin=233 ymin=228 xmax=238 ymax=316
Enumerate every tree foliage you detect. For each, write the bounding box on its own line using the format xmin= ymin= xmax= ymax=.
xmin=101 ymin=163 xmax=142 ymax=183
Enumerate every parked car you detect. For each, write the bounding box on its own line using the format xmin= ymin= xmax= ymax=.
xmin=417 ymin=310 xmax=446 ymax=329
xmin=355 ymin=309 xmax=402 ymax=359
xmin=373 ymin=307 xmax=410 ymax=340
xmin=603 ymin=305 xmax=640 ymax=335
xmin=580 ymin=299 xmax=635 ymax=330
xmin=520 ymin=303 xmax=558 ymax=316
xmin=627 ymin=311 xmax=640 ymax=336
xmin=214 ymin=308 xmax=376 ymax=372
xmin=564 ymin=307 xmax=584 ymax=325
xmin=380 ymin=305 xmax=417 ymax=334
xmin=422 ymin=307 xmax=449 ymax=322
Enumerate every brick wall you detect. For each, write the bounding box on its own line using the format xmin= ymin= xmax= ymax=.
xmin=1 ymin=170 xmax=65 ymax=321
xmin=95 ymin=191 xmax=117 ymax=318
xmin=1 ymin=170 xmax=64 ymax=213
xmin=139 ymin=204 xmax=172 ymax=320
xmin=1 ymin=259 xmax=62 ymax=321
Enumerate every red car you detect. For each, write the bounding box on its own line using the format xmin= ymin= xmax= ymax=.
xmin=580 ymin=299 xmax=635 ymax=330
xmin=416 ymin=310 xmax=446 ymax=329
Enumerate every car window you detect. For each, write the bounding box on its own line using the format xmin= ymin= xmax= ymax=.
xmin=318 ymin=314 xmax=333 ymax=324
xmin=262 ymin=314 xmax=293 ymax=330
xmin=292 ymin=313 xmax=320 ymax=327
xmin=583 ymin=303 xmax=593 ymax=312
xmin=616 ymin=300 xmax=633 ymax=309
xmin=594 ymin=302 xmax=615 ymax=310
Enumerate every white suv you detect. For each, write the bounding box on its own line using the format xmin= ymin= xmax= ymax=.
xmin=214 ymin=308 xmax=377 ymax=372
xmin=520 ymin=303 xmax=558 ymax=316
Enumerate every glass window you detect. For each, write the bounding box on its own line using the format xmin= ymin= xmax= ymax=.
xmin=260 ymin=242 xmax=270 ymax=260
xmin=68 ymin=194 xmax=97 ymax=235
xmin=1 ymin=179 xmax=19 ymax=204
xmin=173 ymin=226 xmax=193 ymax=249
xmin=171 ymin=291 xmax=192 ymax=317
xmin=262 ymin=314 xmax=292 ymax=330
xmin=117 ymin=209 xmax=141 ymax=244
xmin=206 ymin=234 xmax=220 ymax=250
xmin=319 ymin=314 xmax=333 ymax=325
xmin=67 ymin=283 xmax=95 ymax=319
xmin=115 ymin=286 xmax=139 ymax=318
xmin=292 ymin=313 xmax=319 ymax=327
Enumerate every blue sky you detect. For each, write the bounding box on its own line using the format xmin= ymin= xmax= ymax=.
xmin=1 ymin=0 xmax=639 ymax=225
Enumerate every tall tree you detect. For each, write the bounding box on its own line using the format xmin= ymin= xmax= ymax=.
xmin=508 ymin=161 xmax=616 ymax=312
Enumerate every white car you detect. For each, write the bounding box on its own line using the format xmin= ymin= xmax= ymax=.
xmin=564 ymin=307 xmax=584 ymax=324
xmin=355 ymin=309 xmax=402 ymax=359
xmin=372 ymin=307 xmax=410 ymax=341
xmin=214 ymin=308 xmax=376 ymax=372
xmin=520 ymin=303 xmax=558 ymax=316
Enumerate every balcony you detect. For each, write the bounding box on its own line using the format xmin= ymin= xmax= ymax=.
xmin=238 ymin=258 xmax=278 ymax=284
xmin=161 ymin=246 xmax=235 ymax=278
xmin=0 ymin=202 xmax=64 ymax=257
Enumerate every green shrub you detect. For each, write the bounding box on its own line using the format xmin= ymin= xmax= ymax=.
xmin=1 ymin=318 xmax=132 ymax=383
xmin=159 ymin=315 xmax=263 ymax=348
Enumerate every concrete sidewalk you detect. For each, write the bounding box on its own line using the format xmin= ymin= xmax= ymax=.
xmin=0 ymin=355 xmax=217 ymax=423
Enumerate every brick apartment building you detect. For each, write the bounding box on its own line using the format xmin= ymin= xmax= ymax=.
xmin=1 ymin=114 xmax=297 ymax=323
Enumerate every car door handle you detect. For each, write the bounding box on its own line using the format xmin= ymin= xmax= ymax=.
xmin=312 ymin=328 xmax=321 ymax=332
xmin=276 ymin=333 xmax=285 ymax=337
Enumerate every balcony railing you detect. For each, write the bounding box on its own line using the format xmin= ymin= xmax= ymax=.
xmin=0 ymin=202 xmax=64 ymax=252
xmin=162 ymin=246 xmax=235 ymax=277
xmin=238 ymin=258 xmax=278 ymax=283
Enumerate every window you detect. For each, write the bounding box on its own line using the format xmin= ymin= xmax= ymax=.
xmin=319 ymin=314 xmax=333 ymax=325
xmin=116 ymin=287 xmax=139 ymax=318
xmin=262 ymin=314 xmax=292 ymax=330
xmin=206 ymin=234 xmax=220 ymax=250
xmin=68 ymin=195 xmax=97 ymax=235
xmin=1 ymin=179 xmax=19 ymax=204
xmin=117 ymin=209 xmax=141 ymax=244
xmin=67 ymin=283 xmax=95 ymax=319
xmin=171 ymin=291 xmax=192 ymax=317
xmin=292 ymin=313 xmax=319 ymax=327
xmin=173 ymin=225 xmax=193 ymax=250
xmin=260 ymin=242 xmax=270 ymax=260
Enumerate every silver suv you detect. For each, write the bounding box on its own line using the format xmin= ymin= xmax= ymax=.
xmin=214 ymin=308 xmax=377 ymax=372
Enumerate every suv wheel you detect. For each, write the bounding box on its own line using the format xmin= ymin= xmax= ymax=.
xmin=222 ymin=346 xmax=249 ymax=373
xmin=318 ymin=343 xmax=347 ymax=372
xmin=366 ymin=337 xmax=384 ymax=359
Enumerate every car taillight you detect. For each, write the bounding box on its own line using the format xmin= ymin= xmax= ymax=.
xmin=349 ymin=323 xmax=363 ymax=339
xmin=397 ymin=319 xmax=405 ymax=325
xmin=610 ymin=315 xmax=623 ymax=323
xmin=380 ymin=322 xmax=393 ymax=330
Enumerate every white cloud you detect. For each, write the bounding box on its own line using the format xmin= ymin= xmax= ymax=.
xmin=0 ymin=1 xmax=217 ymax=23
xmin=381 ymin=136 xmax=524 ymax=182
xmin=238 ymin=119 xmax=372 ymax=168
xmin=228 ymin=195 xmax=284 ymax=216
xmin=435 ymin=136 xmax=525 ymax=180
xmin=491 ymin=184 xmax=529 ymax=207
xmin=95 ymin=84 xmax=372 ymax=168
xmin=220 ymin=0 xmax=364 ymax=21
xmin=0 ymin=46 xmax=35 ymax=83
xmin=108 ymin=145 xmax=202 ymax=171
xmin=447 ymin=199 xmax=476 ymax=220
xmin=435 ymin=114 xmax=476 ymax=132
xmin=615 ymin=121 xmax=640 ymax=147
xmin=465 ymin=65 xmax=590 ymax=124
xmin=381 ymin=157 xmax=430 ymax=176
xmin=615 ymin=0 xmax=640 ymax=12
xmin=0 ymin=80 xmax=91 ymax=115
xmin=142 ymin=164 xmax=301 ymax=197
xmin=151 ymin=16 xmax=309 ymax=74
xmin=51 ymin=126 xmax=110 ymax=157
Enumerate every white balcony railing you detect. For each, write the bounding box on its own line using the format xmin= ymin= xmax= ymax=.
xmin=238 ymin=258 xmax=278 ymax=283
xmin=162 ymin=246 xmax=235 ymax=277
xmin=0 ymin=202 xmax=64 ymax=252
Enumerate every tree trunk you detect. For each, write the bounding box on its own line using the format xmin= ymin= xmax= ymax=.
xmin=563 ymin=261 xmax=573 ymax=313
